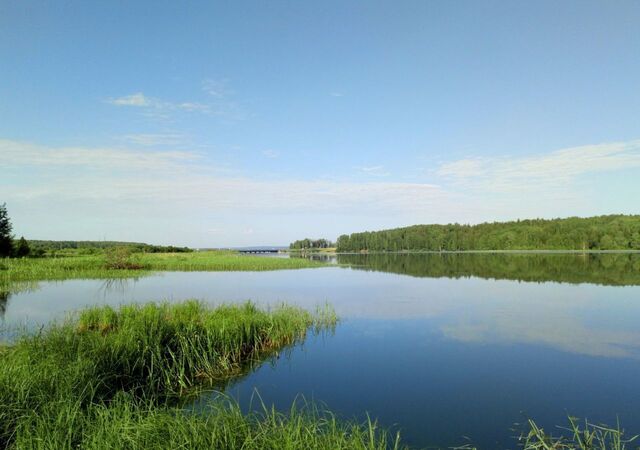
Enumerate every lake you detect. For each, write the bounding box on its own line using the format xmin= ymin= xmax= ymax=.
xmin=2 ymin=253 xmax=640 ymax=448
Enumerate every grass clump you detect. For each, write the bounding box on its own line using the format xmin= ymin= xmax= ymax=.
xmin=0 ymin=301 xmax=406 ymax=450
xmin=519 ymin=417 xmax=638 ymax=449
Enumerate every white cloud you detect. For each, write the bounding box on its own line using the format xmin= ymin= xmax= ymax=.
xmin=330 ymin=92 xmax=344 ymax=97
xmin=108 ymin=92 xmax=150 ymax=107
xmin=107 ymin=79 xmax=245 ymax=121
xmin=357 ymin=165 xmax=390 ymax=177
xmin=437 ymin=139 xmax=640 ymax=192
xmin=107 ymin=92 xmax=211 ymax=118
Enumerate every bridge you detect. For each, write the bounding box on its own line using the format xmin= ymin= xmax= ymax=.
xmin=237 ymin=248 xmax=283 ymax=254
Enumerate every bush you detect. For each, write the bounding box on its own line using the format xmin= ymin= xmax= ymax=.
xmin=104 ymin=246 xmax=144 ymax=270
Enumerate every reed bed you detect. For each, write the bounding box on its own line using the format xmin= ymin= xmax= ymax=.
xmin=0 ymin=251 xmax=322 ymax=287
xmin=136 ymin=250 xmax=322 ymax=272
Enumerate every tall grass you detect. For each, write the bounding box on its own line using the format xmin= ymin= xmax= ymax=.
xmin=518 ymin=417 xmax=638 ymax=449
xmin=0 ymin=250 xmax=323 ymax=289
xmin=0 ymin=301 xmax=403 ymax=450
xmin=9 ymin=394 xmax=402 ymax=450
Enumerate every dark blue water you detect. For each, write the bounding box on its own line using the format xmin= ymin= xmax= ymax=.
xmin=2 ymin=253 xmax=640 ymax=448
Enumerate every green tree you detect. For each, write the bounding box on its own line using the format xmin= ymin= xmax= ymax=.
xmin=15 ymin=236 xmax=31 ymax=257
xmin=0 ymin=203 xmax=14 ymax=257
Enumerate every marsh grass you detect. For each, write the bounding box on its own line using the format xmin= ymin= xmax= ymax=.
xmin=0 ymin=251 xmax=324 ymax=293
xmin=8 ymin=393 xmax=402 ymax=450
xmin=518 ymin=417 xmax=639 ymax=449
xmin=0 ymin=301 xmax=406 ymax=450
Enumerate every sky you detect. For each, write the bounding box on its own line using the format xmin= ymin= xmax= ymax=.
xmin=1 ymin=1 xmax=639 ymax=247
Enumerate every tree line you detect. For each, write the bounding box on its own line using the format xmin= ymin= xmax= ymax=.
xmin=289 ymin=238 xmax=334 ymax=250
xmin=336 ymin=215 xmax=640 ymax=252
xmin=0 ymin=203 xmax=192 ymax=258
xmin=27 ymin=240 xmax=192 ymax=255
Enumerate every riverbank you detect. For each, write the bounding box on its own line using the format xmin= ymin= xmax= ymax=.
xmin=0 ymin=250 xmax=325 ymax=286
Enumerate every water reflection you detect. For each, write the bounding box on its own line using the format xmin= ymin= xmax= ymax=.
xmin=302 ymin=252 xmax=640 ymax=286
xmin=98 ymin=277 xmax=141 ymax=297
xmin=0 ymin=290 xmax=9 ymax=320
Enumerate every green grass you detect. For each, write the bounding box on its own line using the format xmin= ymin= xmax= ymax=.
xmin=8 ymin=394 xmax=402 ymax=450
xmin=0 ymin=300 xmax=406 ymax=450
xmin=517 ymin=417 xmax=638 ymax=450
xmin=0 ymin=250 xmax=323 ymax=288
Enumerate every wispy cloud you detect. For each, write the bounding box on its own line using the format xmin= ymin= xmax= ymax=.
xmin=107 ymin=79 xmax=245 ymax=122
xmin=1 ymin=139 xmax=448 ymax=215
xmin=119 ymin=133 xmax=185 ymax=146
xmin=437 ymin=140 xmax=640 ymax=192
xmin=108 ymin=92 xmax=150 ymax=107
xmin=201 ymin=78 xmax=246 ymax=120
xmin=107 ymin=92 xmax=211 ymax=120
xmin=330 ymin=92 xmax=344 ymax=97
xmin=0 ymin=139 xmax=200 ymax=172
xmin=357 ymin=165 xmax=390 ymax=177
xmin=202 ymin=79 xmax=234 ymax=98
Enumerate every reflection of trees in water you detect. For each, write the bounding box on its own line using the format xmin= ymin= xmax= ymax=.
xmin=0 ymin=291 xmax=9 ymax=319
xmin=98 ymin=277 xmax=143 ymax=298
xmin=0 ymin=280 xmax=41 ymax=321
xmin=335 ymin=252 xmax=640 ymax=286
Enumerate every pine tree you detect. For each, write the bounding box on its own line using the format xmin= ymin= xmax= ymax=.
xmin=0 ymin=203 xmax=14 ymax=257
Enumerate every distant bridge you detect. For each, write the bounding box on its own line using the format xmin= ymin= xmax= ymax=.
xmin=237 ymin=248 xmax=283 ymax=254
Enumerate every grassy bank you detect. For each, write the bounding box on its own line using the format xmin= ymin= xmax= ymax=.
xmin=0 ymin=301 xmax=403 ymax=449
xmin=0 ymin=250 xmax=323 ymax=286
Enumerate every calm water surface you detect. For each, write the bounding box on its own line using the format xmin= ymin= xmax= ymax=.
xmin=2 ymin=253 xmax=640 ymax=449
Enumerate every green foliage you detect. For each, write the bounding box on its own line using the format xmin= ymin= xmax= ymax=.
xmin=103 ymin=246 xmax=145 ymax=270
xmin=336 ymin=215 xmax=640 ymax=252
xmin=26 ymin=239 xmax=193 ymax=257
xmin=13 ymin=237 xmax=30 ymax=258
xmin=0 ymin=204 xmax=13 ymax=258
xmin=290 ymin=238 xmax=334 ymax=250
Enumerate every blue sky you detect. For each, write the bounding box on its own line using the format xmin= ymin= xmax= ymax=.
xmin=1 ymin=1 xmax=639 ymax=246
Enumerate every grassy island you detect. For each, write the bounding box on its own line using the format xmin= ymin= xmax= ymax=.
xmin=0 ymin=300 xmax=407 ymax=449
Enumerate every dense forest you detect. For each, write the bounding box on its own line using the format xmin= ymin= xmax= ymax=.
xmin=289 ymin=238 xmax=334 ymax=250
xmin=336 ymin=215 xmax=640 ymax=252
